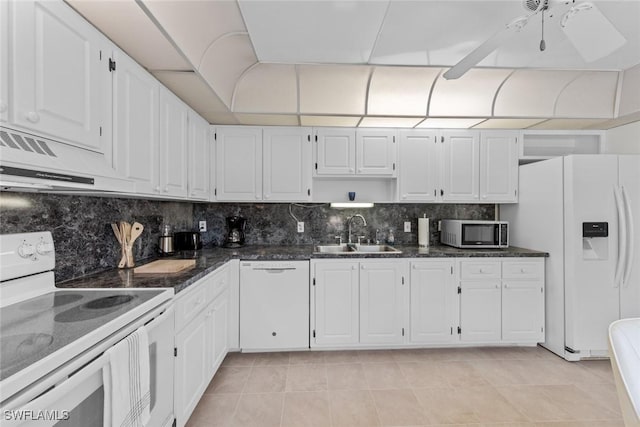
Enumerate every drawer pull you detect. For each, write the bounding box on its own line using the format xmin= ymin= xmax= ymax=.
xmin=520 ymin=268 xmax=526 ymax=273
xmin=479 ymin=268 xmax=485 ymax=273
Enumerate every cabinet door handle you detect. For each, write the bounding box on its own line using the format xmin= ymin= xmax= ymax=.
xmin=479 ymin=268 xmax=485 ymax=273
xmin=256 ymin=195 xmax=261 ymax=199
xmin=155 ymin=186 xmax=161 ymax=193
xmin=504 ymin=284 xmax=509 ymax=289
xmin=521 ymin=268 xmax=526 ymax=273
xmin=265 ymin=194 xmax=270 ymax=199
xmin=163 ymin=187 xmax=169 ymax=193
xmin=496 ymin=284 xmax=500 ymax=289
xmin=26 ymin=111 xmax=40 ymax=123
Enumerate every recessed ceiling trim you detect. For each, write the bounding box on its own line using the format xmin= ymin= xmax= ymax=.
xmin=366 ymin=0 xmax=392 ymax=64
xmin=198 ymin=31 xmax=251 ymax=70
xmin=613 ymin=70 xmax=623 ymax=118
xmin=552 ymin=71 xmax=585 ymax=116
xmin=231 ymin=61 xmax=261 ymax=111
xmin=491 ymin=69 xmax=517 ymax=116
xmin=426 ymin=68 xmax=444 ymax=117
xmin=364 ymin=67 xmax=375 ymax=116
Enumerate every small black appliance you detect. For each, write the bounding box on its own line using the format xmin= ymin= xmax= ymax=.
xmin=223 ymin=216 xmax=246 ymax=248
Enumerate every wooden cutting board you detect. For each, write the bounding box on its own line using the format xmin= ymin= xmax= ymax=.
xmin=133 ymin=259 xmax=196 ymax=274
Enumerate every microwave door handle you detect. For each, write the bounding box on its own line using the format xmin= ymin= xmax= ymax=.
xmin=622 ymin=186 xmax=635 ymax=287
xmin=495 ymin=225 xmax=500 ymax=246
xmin=614 ymin=186 xmax=626 ymax=288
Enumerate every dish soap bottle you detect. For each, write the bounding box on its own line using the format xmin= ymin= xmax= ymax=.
xmin=387 ymin=229 xmax=395 ymax=245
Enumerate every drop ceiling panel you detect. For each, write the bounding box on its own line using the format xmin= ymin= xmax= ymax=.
xmin=359 ymin=117 xmax=422 ymax=128
xmin=233 ymin=64 xmax=297 ymax=113
xmin=141 ymin=0 xmax=247 ymax=68
xmin=67 ymin=0 xmax=190 ymax=71
xmin=298 ymin=65 xmax=370 ymax=115
xmin=417 ymin=118 xmax=485 ymax=129
xmin=234 ymin=114 xmax=299 ymax=126
xmin=494 ymin=70 xmax=580 ymax=117
xmin=198 ymin=34 xmax=257 ymax=107
xmin=555 ymin=72 xmax=618 ymax=118
xmin=367 ymin=67 xmax=440 ymax=116
xmin=152 ymin=71 xmax=230 ymax=116
xmin=238 ymin=0 xmax=388 ymax=64
xmin=473 ymin=118 xmax=546 ymax=129
xmin=528 ymin=118 xmax=609 ymax=130
xmin=430 ymin=69 xmax=511 ymax=117
xmin=300 ymin=116 xmax=361 ymax=127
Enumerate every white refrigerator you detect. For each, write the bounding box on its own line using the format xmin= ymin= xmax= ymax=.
xmin=502 ymin=155 xmax=639 ymax=361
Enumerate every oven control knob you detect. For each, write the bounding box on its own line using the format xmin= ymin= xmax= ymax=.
xmin=18 ymin=243 xmax=36 ymax=258
xmin=37 ymin=241 xmax=54 ymax=255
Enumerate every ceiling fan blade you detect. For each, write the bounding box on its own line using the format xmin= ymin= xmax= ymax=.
xmin=561 ymin=2 xmax=626 ymax=63
xmin=443 ymin=16 xmax=530 ymax=80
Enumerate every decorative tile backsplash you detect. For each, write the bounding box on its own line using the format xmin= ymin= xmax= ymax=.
xmin=0 ymin=192 xmax=494 ymax=282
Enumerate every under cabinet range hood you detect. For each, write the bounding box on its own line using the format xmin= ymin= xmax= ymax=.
xmin=0 ymin=127 xmax=134 ymax=193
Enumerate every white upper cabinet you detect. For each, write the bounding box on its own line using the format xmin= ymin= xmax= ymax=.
xmin=480 ymin=132 xmax=518 ymax=203
xmin=441 ymin=130 xmax=480 ymax=202
xmin=359 ymin=260 xmax=404 ymax=345
xmin=159 ymin=88 xmax=189 ymax=198
xmin=0 ymin=0 xmax=8 ymax=123
xmin=398 ymin=130 xmax=439 ymax=202
xmin=356 ymin=129 xmax=396 ymax=176
xmin=314 ymin=127 xmax=356 ymax=175
xmin=187 ymin=111 xmax=211 ymax=200
xmin=263 ymin=127 xmax=312 ymax=201
xmin=215 ymin=126 xmax=263 ymax=201
xmin=113 ymin=50 xmax=160 ymax=194
xmin=409 ymin=260 xmax=458 ymax=344
xmin=10 ymin=0 xmax=111 ymax=153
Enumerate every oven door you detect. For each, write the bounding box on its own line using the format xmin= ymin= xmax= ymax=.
xmin=2 ymin=306 xmax=175 ymax=427
xmin=461 ymin=223 xmax=500 ymax=247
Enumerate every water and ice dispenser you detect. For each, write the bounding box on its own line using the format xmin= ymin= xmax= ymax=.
xmin=582 ymin=222 xmax=609 ymax=260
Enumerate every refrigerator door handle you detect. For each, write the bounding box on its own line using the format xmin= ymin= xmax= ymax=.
xmin=621 ymin=186 xmax=635 ymax=287
xmin=614 ymin=186 xmax=626 ymax=288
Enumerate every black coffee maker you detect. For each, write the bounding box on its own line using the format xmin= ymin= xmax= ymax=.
xmin=223 ymin=216 xmax=246 ymax=248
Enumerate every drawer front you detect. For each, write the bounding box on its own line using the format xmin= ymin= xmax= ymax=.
xmin=209 ymin=266 xmax=229 ymax=301
xmin=502 ymin=260 xmax=544 ymax=280
xmin=175 ymin=279 xmax=210 ymax=332
xmin=460 ymin=260 xmax=501 ymax=280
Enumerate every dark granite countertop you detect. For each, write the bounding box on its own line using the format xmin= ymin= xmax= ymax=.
xmin=57 ymin=245 xmax=547 ymax=294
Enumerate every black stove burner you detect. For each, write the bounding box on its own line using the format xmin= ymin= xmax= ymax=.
xmin=84 ymin=295 xmax=134 ymax=309
xmin=19 ymin=293 xmax=84 ymax=311
xmin=1 ymin=333 xmax=54 ymax=370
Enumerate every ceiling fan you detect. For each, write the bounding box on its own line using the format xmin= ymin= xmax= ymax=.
xmin=442 ymin=0 xmax=627 ymax=80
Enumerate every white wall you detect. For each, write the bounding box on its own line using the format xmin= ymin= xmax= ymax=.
xmin=604 ymin=121 xmax=640 ymax=154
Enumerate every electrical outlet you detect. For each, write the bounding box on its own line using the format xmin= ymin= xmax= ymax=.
xmin=404 ymin=221 xmax=411 ymax=232
xmin=297 ymin=222 xmax=304 ymax=233
xmin=199 ymin=220 xmax=207 ymax=232
xmin=438 ymin=220 xmax=442 ymax=231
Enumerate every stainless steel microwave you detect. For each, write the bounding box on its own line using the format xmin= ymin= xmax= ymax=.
xmin=440 ymin=220 xmax=509 ymax=248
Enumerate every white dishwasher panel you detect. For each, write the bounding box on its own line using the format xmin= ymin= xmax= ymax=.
xmin=240 ymin=261 xmax=310 ymax=351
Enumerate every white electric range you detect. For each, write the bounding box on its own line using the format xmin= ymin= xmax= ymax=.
xmin=0 ymin=232 xmax=175 ymax=427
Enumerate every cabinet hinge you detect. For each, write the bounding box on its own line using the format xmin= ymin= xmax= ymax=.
xmin=440 ymin=189 xmax=444 ymax=196
xmin=457 ymin=286 xmax=461 ymax=294
xmin=392 ymin=163 xmax=396 ymax=171
xmin=434 ymin=189 xmax=437 ymax=197
xmin=99 ymin=50 xmax=102 ymax=60
xmin=393 ymin=136 xmax=396 ymax=143
xmin=307 ymin=135 xmax=311 ymax=142
xmin=451 ymin=266 xmax=453 ymax=274
xmin=108 ymin=58 xmax=116 ymax=72
xmin=401 ymin=276 xmax=405 ymax=285
xmin=174 ymin=347 xmax=177 ymax=357
xmin=457 ymin=326 xmax=461 ymax=334
xmin=515 ymin=189 xmax=518 ymax=197
xmin=308 ymin=188 xmax=311 ymax=196
xmin=214 ymin=188 xmax=217 ymax=196
xmin=99 ymin=126 xmax=102 ymax=136
xmin=541 ymin=326 xmax=544 ymax=332
xmin=313 ymin=278 xmax=316 ymax=286
xmin=312 ymin=330 xmax=316 ymax=338
xmin=172 ymin=419 xmax=176 ymax=427
xmin=314 ymin=162 xmax=318 ymax=170
xmin=315 ymin=135 xmax=318 ymax=142
xmin=402 ymin=327 xmax=405 ymax=336
xmin=214 ymin=132 xmax=217 ymax=141
xmin=450 ymin=327 xmax=453 ymax=335
xmin=541 ymin=287 xmax=543 ymax=293
xmin=441 ymin=136 xmax=444 ymax=143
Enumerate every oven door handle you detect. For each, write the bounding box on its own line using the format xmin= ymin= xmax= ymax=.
xmin=3 ymin=353 xmax=109 ymax=427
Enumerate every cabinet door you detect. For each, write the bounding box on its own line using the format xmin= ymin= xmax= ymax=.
xmin=409 ymin=260 xmax=458 ymax=344
xmin=359 ymin=261 xmax=404 ymax=345
xmin=113 ymin=50 xmax=160 ymax=194
xmin=187 ymin=110 xmax=210 ymax=200
xmin=159 ymin=88 xmax=189 ymax=198
xmin=441 ymin=131 xmax=479 ymax=202
xmin=215 ymin=126 xmax=262 ymax=201
xmin=0 ymin=0 xmax=8 ymax=123
xmin=209 ymin=292 xmax=229 ymax=376
xmin=313 ymin=261 xmax=359 ymax=346
xmin=175 ymin=309 xmax=209 ymax=427
xmin=263 ymin=127 xmax=312 ymax=201
xmin=356 ymin=129 xmax=396 ymax=176
xmin=11 ymin=0 xmax=111 ymax=152
xmin=314 ymin=128 xmax=356 ymax=175
xmin=480 ymin=132 xmax=518 ymax=203
xmin=460 ymin=280 xmax=501 ymax=342
xmin=502 ymin=281 xmax=544 ymax=342
xmin=399 ymin=130 xmax=439 ymax=202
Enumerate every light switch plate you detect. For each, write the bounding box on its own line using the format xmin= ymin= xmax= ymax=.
xmin=199 ymin=221 xmax=207 ymax=232
xmin=297 ymin=222 xmax=304 ymax=233
xmin=404 ymin=221 xmax=411 ymax=232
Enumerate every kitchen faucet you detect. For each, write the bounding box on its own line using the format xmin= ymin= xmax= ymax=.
xmin=346 ymin=214 xmax=367 ymax=244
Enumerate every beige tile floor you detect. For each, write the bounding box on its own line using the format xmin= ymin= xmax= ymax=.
xmin=185 ymin=346 xmax=623 ymax=427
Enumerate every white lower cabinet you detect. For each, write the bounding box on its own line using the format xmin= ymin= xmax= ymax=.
xmin=174 ymin=264 xmax=230 ymax=427
xmin=312 ymin=259 xmax=405 ymax=348
xmin=409 ymin=260 xmax=458 ymax=344
xmin=460 ymin=280 xmax=502 ymax=342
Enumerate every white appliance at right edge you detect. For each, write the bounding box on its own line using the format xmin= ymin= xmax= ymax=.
xmin=502 ymin=155 xmax=639 ymax=361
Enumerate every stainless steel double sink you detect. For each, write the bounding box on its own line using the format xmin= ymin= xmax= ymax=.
xmin=313 ymin=244 xmax=402 ymax=254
